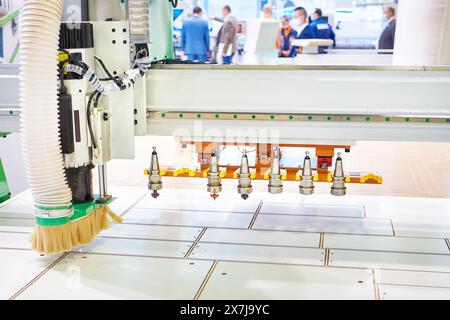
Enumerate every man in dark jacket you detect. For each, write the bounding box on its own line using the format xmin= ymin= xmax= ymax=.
xmin=310 ymin=8 xmax=336 ymax=53
xmin=379 ymin=6 xmax=397 ymax=50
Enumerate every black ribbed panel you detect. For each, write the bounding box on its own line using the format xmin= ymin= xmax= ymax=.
xmin=59 ymin=23 xmax=94 ymax=49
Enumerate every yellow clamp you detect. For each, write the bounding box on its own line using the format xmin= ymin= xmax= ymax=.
xmin=219 ymin=168 xmax=227 ymax=178
xmin=202 ymin=167 xmax=210 ymax=178
xmin=58 ymin=53 xmax=70 ymax=74
xmin=174 ymin=168 xmax=188 ymax=177
xmin=295 ymin=170 xmax=302 ymax=181
xmin=327 ymin=172 xmax=350 ymax=183
xmin=235 ymin=169 xmax=256 ymax=179
xmin=145 ymin=168 xmax=169 ymax=176
xmin=281 ymin=170 xmax=287 ymax=181
xmin=360 ymin=173 xmax=383 ymax=184
xmin=188 ymin=168 xmax=197 ymax=177
xmin=263 ymin=169 xmax=271 ymax=180
xmin=313 ymin=174 xmax=319 ymax=182
xmin=327 ymin=172 xmax=333 ymax=182
xmin=58 ymin=52 xmax=69 ymax=63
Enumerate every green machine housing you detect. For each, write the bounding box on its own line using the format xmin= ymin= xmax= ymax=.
xmin=149 ymin=0 xmax=174 ymax=62
xmin=123 ymin=0 xmax=174 ymax=61
xmin=0 ymin=132 xmax=11 ymax=204
xmin=1 ymin=0 xmax=174 ymax=63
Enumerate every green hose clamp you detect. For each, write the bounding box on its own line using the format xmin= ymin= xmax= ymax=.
xmin=34 ymin=197 xmax=115 ymax=227
xmin=34 ymin=204 xmax=73 ymax=212
xmin=34 ymin=203 xmax=74 ymax=227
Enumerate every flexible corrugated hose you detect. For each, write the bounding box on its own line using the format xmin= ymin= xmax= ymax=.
xmin=19 ymin=0 xmax=73 ymax=218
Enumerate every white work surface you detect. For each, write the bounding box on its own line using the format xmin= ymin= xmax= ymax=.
xmin=0 ymin=186 xmax=449 ymax=300
xmin=239 ymin=50 xmax=394 ymax=66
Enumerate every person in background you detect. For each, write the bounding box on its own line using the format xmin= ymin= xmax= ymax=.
xmin=290 ymin=7 xmax=303 ymax=34
xmin=310 ymin=8 xmax=336 ymax=52
xmin=262 ymin=4 xmax=274 ymax=20
xmin=378 ymin=6 xmax=397 ymax=51
xmin=276 ymin=16 xmax=297 ymax=58
xmin=294 ymin=7 xmax=314 ymax=40
xmin=289 ymin=7 xmax=315 ymax=57
xmin=236 ymin=23 xmax=246 ymax=56
xmin=181 ymin=6 xmax=210 ymax=62
xmin=213 ymin=5 xmax=238 ymax=65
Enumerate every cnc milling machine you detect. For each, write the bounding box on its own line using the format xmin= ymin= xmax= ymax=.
xmin=1 ymin=1 xmax=450 ymax=254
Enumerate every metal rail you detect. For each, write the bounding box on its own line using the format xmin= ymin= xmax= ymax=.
xmin=149 ymin=111 xmax=450 ymax=125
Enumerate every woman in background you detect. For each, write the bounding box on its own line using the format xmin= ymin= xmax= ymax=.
xmin=276 ymin=16 xmax=297 ymax=58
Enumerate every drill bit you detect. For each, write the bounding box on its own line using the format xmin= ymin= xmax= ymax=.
xmin=300 ymin=151 xmax=314 ymax=195
xmin=207 ymin=151 xmax=222 ymax=200
xmin=331 ymin=152 xmax=347 ymax=197
xmin=237 ymin=150 xmax=253 ymax=200
xmin=148 ymin=147 xmax=163 ymax=199
xmin=268 ymin=146 xmax=283 ymax=194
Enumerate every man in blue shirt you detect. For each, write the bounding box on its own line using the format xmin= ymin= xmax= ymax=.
xmin=182 ymin=7 xmax=210 ymax=62
xmin=310 ymin=8 xmax=336 ymax=53
xmin=289 ymin=7 xmax=315 ymax=57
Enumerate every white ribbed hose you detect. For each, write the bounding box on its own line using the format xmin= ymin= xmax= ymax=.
xmin=394 ymin=0 xmax=450 ymax=66
xmin=20 ymin=0 xmax=73 ymax=217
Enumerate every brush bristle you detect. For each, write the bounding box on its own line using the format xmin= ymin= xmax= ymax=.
xmin=31 ymin=205 xmax=122 ymax=255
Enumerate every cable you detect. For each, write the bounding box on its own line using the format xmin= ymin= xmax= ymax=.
xmin=58 ymin=49 xmax=88 ymax=71
xmin=64 ymin=54 xmax=150 ymax=94
xmin=94 ymin=56 xmax=123 ymax=88
xmin=134 ymin=43 xmax=149 ymax=61
xmin=58 ymin=62 xmax=67 ymax=95
xmin=59 ymin=48 xmax=72 ymax=58
xmin=94 ymin=56 xmax=122 ymax=87
xmin=169 ymin=0 xmax=178 ymax=8
xmin=86 ymin=92 xmax=96 ymax=149
xmin=94 ymin=91 xmax=101 ymax=109
xmin=86 ymin=92 xmax=100 ymax=150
